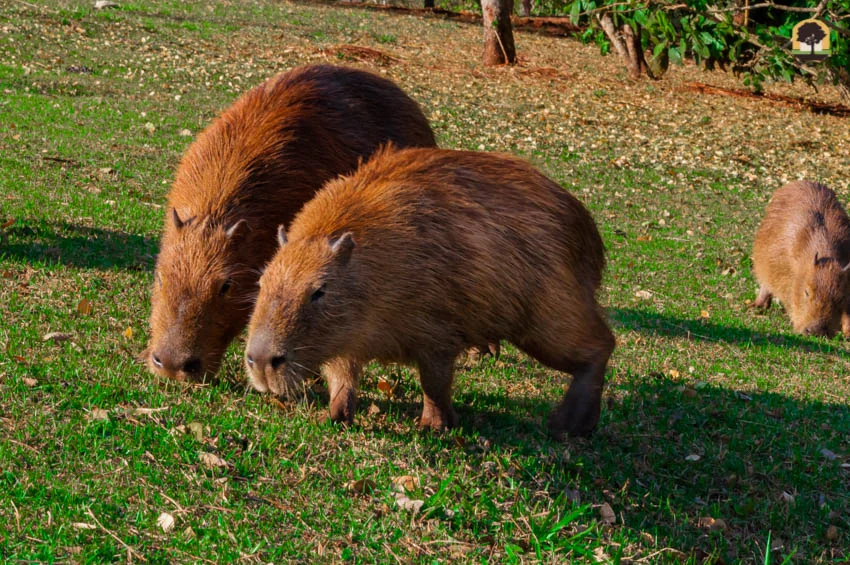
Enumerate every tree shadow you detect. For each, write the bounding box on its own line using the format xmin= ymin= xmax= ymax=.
xmin=1 ymin=220 xmax=157 ymax=271
xmin=610 ymin=306 xmax=849 ymax=356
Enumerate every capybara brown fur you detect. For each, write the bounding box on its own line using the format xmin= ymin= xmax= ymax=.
xmin=147 ymin=65 xmax=436 ymax=382
xmin=752 ymin=180 xmax=850 ymax=337
xmin=245 ymin=147 xmax=615 ymax=438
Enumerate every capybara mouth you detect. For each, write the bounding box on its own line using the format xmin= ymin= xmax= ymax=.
xmin=146 ymin=346 xmax=220 ymax=384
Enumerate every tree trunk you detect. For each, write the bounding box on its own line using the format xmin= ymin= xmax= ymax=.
xmin=424 ymin=0 xmax=434 ymax=8
xmin=596 ymin=13 xmax=648 ymax=79
xmin=482 ymin=0 xmax=517 ymax=66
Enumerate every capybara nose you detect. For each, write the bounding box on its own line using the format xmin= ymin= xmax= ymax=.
xmin=804 ymin=324 xmax=832 ymax=337
xmin=152 ymin=349 xmax=203 ymax=377
xmin=246 ymin=348 xmax=287 ymax=376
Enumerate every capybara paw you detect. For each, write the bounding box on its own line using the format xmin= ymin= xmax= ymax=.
xmin=547 ymin=403 xmax=600 ymax=439
xmin=329 ymin=390 xmax=356 ymax=425
xmin=418 ymin=406 xmax=457 ymax=431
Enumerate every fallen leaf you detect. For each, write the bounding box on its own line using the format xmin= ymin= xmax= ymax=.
xmin=391 ymin=475 xmax=419 ymax=492
xmin=198 ymin=452 xmax=227 ymax=469
xmin=394 ymin=493 xmax=424 ymax=513
xmin=346 ymin=478 xmax=377 ymax=494
xmin=76 ymin=299 xmax=93 ymax=315
xmin=157 ymin=512 xmax=175 ymax=533
xmin=781 ymin=491 xmax=795 ymax=504
xmin=186 ymin=421 xmax=204 ymax=441
xmin=22 ymin=377 xmax=37 ymax=387
xmin=1 ymin=219 xmax=14 ymax=229
xmin=377 ymin=380 xmax=394 ymax=398
xmin=821 ymin=448 xmax=838 ymax=461
xmin=700 ymin=310 xmax=710 ymax=318
xmin=685 ymin=454 xmax=701 ymax=462
xmin=635 ymin=290 xmax=652 ymax=300
xmin=144 ymin=122 xmax=156 ymax=134
xmin=43 ymin=332 xmax=73 ymax=343
xmin=179 ymin=129 xmax=192 ymax=136
xmin=94 ymin=1 xmax=119 ymax=9
xmin=599 ymin=502 xmax=616 ymax=525
xmin=123 ymin=327 xmax=133 ymax=339
xmin=826 ymin=525 xmax=839 ymax=541
xmin=697 ymin=516 xmax=727 ymax=531
xmin=367 ymin=403 xmax=381 ymax=417
xmin=88 ymin=408 xmax=109 ymax=421
xmin=71 ymin=522 xmax=97 ymax=530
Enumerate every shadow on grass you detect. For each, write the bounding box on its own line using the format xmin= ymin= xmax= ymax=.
xmin=1 ymin=220 xmax=157 ymax=271
xmin=346 ymin=368 xmax=849 ymax=562
xmin=611 ymin=306 xmax=849 ymax=355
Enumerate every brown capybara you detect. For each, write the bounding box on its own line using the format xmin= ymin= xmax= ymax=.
xmin=752 ymin=180 xmax=850 ymax=337
xmin=147 ymin=65 xmax=437 ymax=381
xmin=244 ymin=147 xmax=615 ymax=438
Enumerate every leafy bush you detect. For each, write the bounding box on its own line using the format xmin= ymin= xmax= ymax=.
xmin=563 ymin=0 xmax=849 ymax=99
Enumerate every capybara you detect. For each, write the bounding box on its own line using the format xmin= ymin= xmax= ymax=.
xmin=752 ymin=180 xmax=850 ymax=337
xmin=245 ymin=147 xmax=615 ymax=438
xmin=147 ymin=65 xmax=437 ymax=381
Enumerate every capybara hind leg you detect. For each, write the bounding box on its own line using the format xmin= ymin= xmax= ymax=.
xmin=753 ymin=286 xmax=773 ymax=309
xmin=519 ymin=299 xmax=614 ymax=438
xmin=417 ymin=354 xmax=458 ymax=430
xmin=325 ymin=357 xmax=361 ymax=425
xmin=548 ymin=359 xmax=609 ymax=438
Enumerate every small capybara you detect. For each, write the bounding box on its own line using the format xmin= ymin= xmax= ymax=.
xmin=245 ymin=147 xmax=615 ymax=438
xmin=147 ymin=65 xmax=436 ymax=381
xmin=752 ymin=180 xmax=850 ymax=337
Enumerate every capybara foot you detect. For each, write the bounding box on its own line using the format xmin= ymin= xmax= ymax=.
xmin=752 ymin=287 xmax=772 ymax=309
xmin=547 ymin=403 xmax=599 ymax=439
xmin=549 ymin=378 xmax=602 ymax=438
xmin=418 ymin=403 xmax=457 ymax=431
xmin=329 ymin=388 xmax=356 ymax=425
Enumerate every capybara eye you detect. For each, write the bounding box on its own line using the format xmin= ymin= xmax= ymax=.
xmin=311 ymin=284 xmax=326 ymax=302
xmin=219 ymin=278 xmax=233 ymax=296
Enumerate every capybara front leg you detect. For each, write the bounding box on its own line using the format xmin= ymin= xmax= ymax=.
xmin=842 ymin=310 xmax=850 ymax=338
xmin=417 ymin=354 xmax=457 ymax=430
xmin=753 ymin=286 xmax=773 ymax=309
xmin=325 ymin=357 xmax=361 ymax=425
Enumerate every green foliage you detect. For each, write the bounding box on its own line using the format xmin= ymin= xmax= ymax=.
xmin=563 ymin=0 xmax=849 ymax=95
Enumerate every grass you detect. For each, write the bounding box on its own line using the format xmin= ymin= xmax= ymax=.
xmin=1 ymin=0 xmax=849 ymax=563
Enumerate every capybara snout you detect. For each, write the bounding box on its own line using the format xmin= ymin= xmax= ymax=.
xmin=247 ymin=147 xmax=614 ymax=438
xmin=753 ymin=180 xmax=850 ymax=338
xmin=245 ymin=231 xmax=356 ymax=399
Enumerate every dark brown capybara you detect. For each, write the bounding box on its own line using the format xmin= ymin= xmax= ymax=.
xmin=752 ymin=180 xmax=850 ymax=337
xmin=146 ymin=65 xmax=437 ymax=382
xmin=244 ymin=147 xmax=615 ymax=438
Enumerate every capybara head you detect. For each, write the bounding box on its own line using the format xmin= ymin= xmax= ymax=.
xmin=147 ymin=210 xmax=255 ymax=381
xmin=245 ymin=227 xmax=357 ymax=396
xmin=791 ymin=253 xmax=850 ymax=337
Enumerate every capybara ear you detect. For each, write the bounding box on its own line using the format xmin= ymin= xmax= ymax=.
xmin=225 ymin=219 xmax=248 ymax=240
xmin=330 ymin=232 xmax=355 ymax=264
xmin=277 ymin=225 xmax=288 ymax=247
xmin=172 ymin=208 xmax=185 ymax=230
